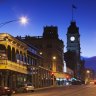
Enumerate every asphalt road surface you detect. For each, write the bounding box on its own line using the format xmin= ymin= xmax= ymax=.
xmin=13 ymin=84 xmax=96 ymax=96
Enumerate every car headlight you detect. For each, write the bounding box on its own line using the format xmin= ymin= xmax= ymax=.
xmin=4 ymin=87 xmax=8 ymax=89
xmin=25 ymin=87 xmax=28 ymax=90
xmin=13 ymin=91 xmax=16 ymax=94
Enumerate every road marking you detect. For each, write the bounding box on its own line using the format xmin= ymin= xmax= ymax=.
xmin=85 ymin=85 xmax=96 ymax=88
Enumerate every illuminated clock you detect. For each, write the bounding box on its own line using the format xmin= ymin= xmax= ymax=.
xmin=70 ymin=36 xmax=75 ymax=41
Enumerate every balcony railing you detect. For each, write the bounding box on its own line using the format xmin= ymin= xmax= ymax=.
xmin=0 ymin=60 xmax=28 ymax=74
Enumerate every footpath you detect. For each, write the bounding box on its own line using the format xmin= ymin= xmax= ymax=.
xmin=14 ymin=85 xmax=69 ymax=94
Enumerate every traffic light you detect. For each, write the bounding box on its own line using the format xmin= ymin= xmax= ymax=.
xmin=50 ymin=72 xmax=54 ymax=79
xmin=66 ymin=75 xmax=69 ymax=79
xmin=51 ymin=72 xmax=54 ymax=75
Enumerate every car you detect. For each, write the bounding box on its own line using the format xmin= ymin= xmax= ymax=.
xmin=0 ymin=86 xmax=13 ymax=96
xmin=17 ymin=83 xmax=35 ymax=92
xmin=94 ymin=81 xmax=96 ymax=85
xmin=90 ymin=81 xmax=94 ymax=84
xmin=71 ymin=80 xmax=82 ymax=85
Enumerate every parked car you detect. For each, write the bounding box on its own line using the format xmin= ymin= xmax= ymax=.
xmin=71 ymin=80 xmax=82 ymax=85
xmin=17 ymin=83 xmax=35 ymax=92
xmin=90 ymin=81 xmax=94 ymax=84
xmin=0 ymin=86 xmax=13 ymax=96
xmin=94 ymin=81 xmax=96 ymax=85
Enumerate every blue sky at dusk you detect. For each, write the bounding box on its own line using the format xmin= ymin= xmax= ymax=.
xmin=0 ymin=0 xmax=96 ymax=57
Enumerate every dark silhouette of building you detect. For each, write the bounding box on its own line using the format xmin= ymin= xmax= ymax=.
xmin=64 ymin=51 xmax=77 ymax=78
xmin=17 ymin=26 xmax=70 ymax=86
xmin=80 ymin=59 xmax=85 ymax=81
xmin=43 ymin=26 xmax=59 ymax=39
xmin=18 ymin=26 xmax=64 ymax=73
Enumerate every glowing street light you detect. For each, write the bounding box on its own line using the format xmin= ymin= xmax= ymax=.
xmin=39 ymin=52 xmax=43 ymax=55
xmin=85 ymin=70 xmax=91 ymax=84
xmin=0 ymin=16 xmax=28 ymax=28
xmin=52 ymin=56 xmax=56 ymax=60
xmin=52 ymin=56 xmax=56 ymax=72
xmin=86 ymin=70 xmax=90 ymax=74
xmin=19 ymin=16 xmax=28 ymax=24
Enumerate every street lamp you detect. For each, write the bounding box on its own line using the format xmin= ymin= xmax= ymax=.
xmin=52 ymin=56 xmax=56 ymax=72
xmin=0 ymin=16 xmax=28 ymax=28
xmin=39 ymin=52 xmax=43 ymax=55
xmin=52 ymin=56 xmax=56 ymax=60
xmin=52 ymin=56 xmax=57 ymax=86
xmin=85 ymin=70 xmax=90 ymax=84
xmin=19 ymin=16 xmax=28 ymax=24
xmin=86 ymin=70 xmax=90 ymax=79
xmin=86 ymin=70 xmax=90 ymax=74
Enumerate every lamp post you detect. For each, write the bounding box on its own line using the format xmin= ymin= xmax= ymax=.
xmin=86 ymin=70 xmax=90 ymax=74
xmin=0 ymin=16 xmax=28 ymax=28
xmin=85 ymin=70 xmax=90 ymax=84
xmin=86 ymin=70 xmax=90 ymax=80
xmin=39 ymin=52 xmax=43 ymax=55
xmin=52 ymin=56 xmax=56 ymax=72
xmin=52 ymin=56 xmax=56 ymax=86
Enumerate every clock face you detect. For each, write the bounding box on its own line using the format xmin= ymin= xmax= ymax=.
xmin=70 ymin=36 xmax=75 ymax=41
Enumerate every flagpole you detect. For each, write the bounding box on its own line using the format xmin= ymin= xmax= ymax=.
xmin=72 ymin=4 xmax=77 ymax=22
xmin=72 ymin=5 xmax=74 ymax=21
xmin=72 ymin=0 xmax=74 ymax=21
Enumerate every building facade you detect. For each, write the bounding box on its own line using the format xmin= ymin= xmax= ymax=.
xmin=0 ymin=33 xmax=53 ymax=89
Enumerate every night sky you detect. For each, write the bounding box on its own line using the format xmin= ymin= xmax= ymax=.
xmin=0 ymin=0 xmax=96 ymax=57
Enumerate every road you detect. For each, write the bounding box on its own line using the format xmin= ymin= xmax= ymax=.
xmin=13 ymin=84 xmax=96 ymax=96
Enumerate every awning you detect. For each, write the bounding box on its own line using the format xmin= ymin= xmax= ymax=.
xmin=54 ymin=72 xmax=69 ymax=78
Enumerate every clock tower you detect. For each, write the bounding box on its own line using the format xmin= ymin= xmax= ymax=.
xmin=67 ymin=21 xmax=80 ymax=55
xmin=66 ymin=21 xmax=81 ymax=79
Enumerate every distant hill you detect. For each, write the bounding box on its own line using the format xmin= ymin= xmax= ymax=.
xmin=83 ymin=56 xmax=96 ymax=71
